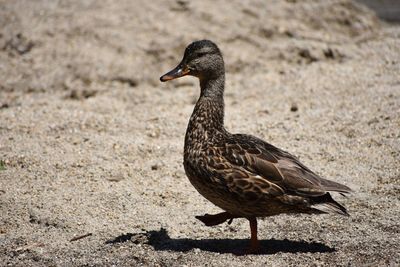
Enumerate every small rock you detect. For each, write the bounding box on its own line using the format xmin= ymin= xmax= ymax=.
xmin=258 ymin=109 xmax=270 ymax=115
xmin=171 ymin=0 xmax=190 ymax=12
xmin=323 ymin=47 xmax=345 ymax=60
xmin=147 ymin=129 xmax=160 ymax=138
xmin=259 ymin=27 xmax=274 ymax=38
xmin=298 ymin=48 xmax=317 ymax=63
xmin=111 ymin=77 xmax=138 ymax=87
xmin=368 ymin=117 xmax=379 ymax=125
xmin=4 ymin=33 xmax=34 ymax=55
xmin=324 ymin=48 xmax=335 ymax=59
xmin=290 ymin=103 xmax=298 ymax=112
xmin=193 ymin=248 xmax=201 ymax=254
xmin=66 ymin=89 xmax=98 ymax=100
xmin=107 ymin=174 xmax=124 ymax=182
xmin=0 ymin=103 xmax=9 ymax=109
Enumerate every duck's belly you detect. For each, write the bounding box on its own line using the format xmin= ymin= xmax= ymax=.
xmin=183 ymin=162 xmax=293 ymax=217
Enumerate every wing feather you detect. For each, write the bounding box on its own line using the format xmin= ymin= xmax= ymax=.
xmin=223 ymin=134 xmax=352 ymax=197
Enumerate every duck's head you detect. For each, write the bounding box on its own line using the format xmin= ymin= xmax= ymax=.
xmin=160 ymin=40 xmax=224 ymax=82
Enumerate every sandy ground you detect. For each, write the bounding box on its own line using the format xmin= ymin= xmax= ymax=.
xmin=0 ymin=0 xmax=399 ymax=266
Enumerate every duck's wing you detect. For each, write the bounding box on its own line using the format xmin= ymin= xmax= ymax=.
xmin=212 ymin=134 xmax=352 ymax=215
xmin=224 ymin=134 xmax=352 ymax=195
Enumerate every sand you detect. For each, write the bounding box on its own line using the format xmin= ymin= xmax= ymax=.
xmin=0 ymin=0 xmax=399 ymax=266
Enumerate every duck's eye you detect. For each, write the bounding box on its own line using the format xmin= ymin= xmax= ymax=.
xmin=196 ymin=52 xmax=208 ymax=57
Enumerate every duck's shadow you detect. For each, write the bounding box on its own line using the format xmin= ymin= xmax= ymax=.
xmin=106 ymin=228 xmax=335 ymax=255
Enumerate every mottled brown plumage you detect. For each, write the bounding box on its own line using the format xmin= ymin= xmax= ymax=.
xmin=160 ymin=40 xmax=352 ymax=253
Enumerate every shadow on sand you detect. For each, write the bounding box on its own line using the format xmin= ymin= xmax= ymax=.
xmin=105 ymin=228 xmax=335 ymax=255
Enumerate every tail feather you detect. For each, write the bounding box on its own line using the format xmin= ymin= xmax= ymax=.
xmin=310 ymin=193 xmax=349 ymax=216
xmin=319 ymin=178 xmax=353 ymax=194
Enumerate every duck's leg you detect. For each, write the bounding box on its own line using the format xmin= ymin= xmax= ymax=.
xmin=195 ymin=212 xmax=238 ymax=226
xmin=247 ymin=217 xmax=261 ymax=254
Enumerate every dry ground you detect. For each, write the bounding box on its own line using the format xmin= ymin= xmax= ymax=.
xmin=0 ymin=0 xmax=399 ymax=266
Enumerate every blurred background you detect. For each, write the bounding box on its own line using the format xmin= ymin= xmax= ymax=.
xmin=0 ymin=0 xmax=395 ymax=97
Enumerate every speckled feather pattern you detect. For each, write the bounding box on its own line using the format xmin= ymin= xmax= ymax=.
xmin=171 ymin=40 xmax=351 ymax=218
xmin=183 ymin=94 xmax=351 ymax=217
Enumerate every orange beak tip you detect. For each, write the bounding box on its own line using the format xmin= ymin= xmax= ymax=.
xmin=160 ymin=75 xmax=170 ymax=82
xmin=160 ymin=66 xmax=190 ymax=83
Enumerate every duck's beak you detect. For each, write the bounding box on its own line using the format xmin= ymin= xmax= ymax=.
xmin=160 ymin=63 xmax=190 ymax=82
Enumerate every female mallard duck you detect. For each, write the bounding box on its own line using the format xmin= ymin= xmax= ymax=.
xmin=160 ymin=40 xmax=352 ymax=253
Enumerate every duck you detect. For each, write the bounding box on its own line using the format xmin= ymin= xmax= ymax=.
xmin=159 ymin=40 xmax=352 ymax=253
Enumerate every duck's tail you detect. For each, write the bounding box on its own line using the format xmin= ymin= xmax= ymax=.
xmin=310 ymin=193 xmax=349 ymax=216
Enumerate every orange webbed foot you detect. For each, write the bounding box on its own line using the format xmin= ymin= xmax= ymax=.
xmin=195 ymin=212 xmax=238 ymax=226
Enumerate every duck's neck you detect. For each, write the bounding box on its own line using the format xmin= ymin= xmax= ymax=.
xmin=198 ymin=74 xmax=225 ymax=128
xmin=185 ymin=75 xmax=226 ymax=145
xmin=200 ymin=74 xmax=225 ymax=99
